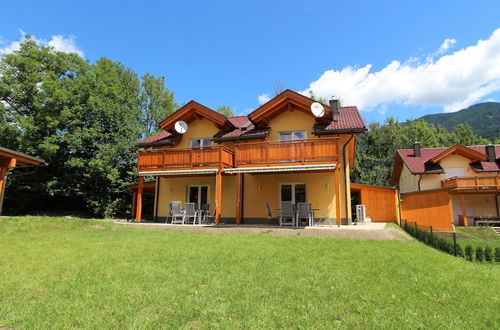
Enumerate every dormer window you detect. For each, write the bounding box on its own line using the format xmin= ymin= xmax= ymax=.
xmin=190 ymin=138 xmax=212 ymax=148
xmin=279 ymin=131 xmax=306 ymax=141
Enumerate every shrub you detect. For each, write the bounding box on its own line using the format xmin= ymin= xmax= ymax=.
xmin=495 ymin=247 xmax=500 ymax=263
xmin=484 ymin=246 xmax=493 ymax=262
xmin=465 ymin=245 xmax=474 ymax=261
xmin=456 ymin=244 xmax=465 ymax=258
xmin=475 ymin=247 xmax=484 ymax=262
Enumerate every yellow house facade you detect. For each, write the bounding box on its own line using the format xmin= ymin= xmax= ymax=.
xmin=392 ymin=143 xmax=500 ymax=229
xmin=134 ymin=90 xmax=366 ymax=225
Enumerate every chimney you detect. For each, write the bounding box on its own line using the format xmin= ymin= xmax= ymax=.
xmin=413 ymin=142 xmax=421 ymax=157
xmin=329 ymin=99 xmax=339 ymax=121
xmin=486 ymin=144 xmax=496 ymax=162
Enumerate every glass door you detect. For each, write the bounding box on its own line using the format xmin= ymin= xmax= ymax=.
xmin=280 ymin=183 xmax=306 ymax=205
xmin=188 ymin=185 xmax=208 ymax=209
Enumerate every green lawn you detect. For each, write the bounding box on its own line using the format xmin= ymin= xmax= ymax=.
xmin=0 ymin=217 xmax=499 ymax=329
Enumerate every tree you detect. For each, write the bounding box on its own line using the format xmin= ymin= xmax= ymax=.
xmin=0 ymin=37 xmax=145 ymax=218
xmin=450 ymin=123 xmax=489 ymax=146
xmin=216 ymin=105 xmax=234 ymax=117
xmin=140 ymin=73 xmax=176 ymax=137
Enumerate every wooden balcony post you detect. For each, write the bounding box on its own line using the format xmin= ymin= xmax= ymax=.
xmin=135 ymin=176 xmax=143 ymax=222
xmin=335 ymin=167 xmax=341 ymax=226
xmin=219 ymin=147 xmax=223 ymax=168
xmin=236 ymin=173 xmax=242 ymax=225
xmin=460 ymin=194 xmax=467 ymax=226
xmin=215 ymin=170 xmax=222 ymax=224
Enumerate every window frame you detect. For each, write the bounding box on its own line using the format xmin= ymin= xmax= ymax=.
xmin=278 ymin=130 xmax=307 ymax=142
xmin=189 ymin=138 xmax=212 ymax=148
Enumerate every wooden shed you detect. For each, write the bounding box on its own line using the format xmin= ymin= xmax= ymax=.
xmin=350 ymin=183 xmax=399 ymax=223
xmin=0 ymin=147 xmax=46 ymax=214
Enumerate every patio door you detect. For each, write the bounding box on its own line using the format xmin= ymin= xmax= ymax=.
xmin=280 ymin=183 xmax=306 ymax=205
xmin=187 ymin=185 xmax=208 ymax=209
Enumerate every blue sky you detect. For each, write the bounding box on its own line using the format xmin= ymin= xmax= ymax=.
xmin=1 ymin=1 xmax=500 ymax=124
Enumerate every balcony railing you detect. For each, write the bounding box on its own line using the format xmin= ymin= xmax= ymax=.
xmin=235 ymin=137 xmax=339 ymax=167
xmin=441 ymin=176 xmax=500 ymax=191
xmin=138 ymin=146 xmax=234 ymax=172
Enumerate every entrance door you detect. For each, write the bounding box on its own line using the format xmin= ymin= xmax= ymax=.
xmin=280 ymin=183 xmax=306 ymax=205
xmin=188 ymin=185 xmax=208 ymax=209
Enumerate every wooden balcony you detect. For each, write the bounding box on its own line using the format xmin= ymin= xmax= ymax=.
xmin=441 ymin=176 xmax=500 ymax=192
xmin=235 ymin=137 xmax=339 ymax=167
xmin=138 ymin=146 xmax=234 ymax=172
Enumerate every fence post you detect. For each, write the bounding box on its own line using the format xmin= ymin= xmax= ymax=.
xmin=430 ymin=226 xmax=433 ymax=246
xmin=414 ymin=221 xmax=417 ymax=230
xmin=453 ymin=233 xmax=457 ymax=256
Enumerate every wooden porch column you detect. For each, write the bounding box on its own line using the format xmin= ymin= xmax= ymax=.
xmin=460 ymin=194 xmax=467 ymax=226
xmin=215 ymin=170 xmax=222 ymax=224
xmin=135 ymin=176 xmax=143 ymax=222
xmin=0 ymin=166 xmax=8 ymax=215
xmin=335 ymin=168 xmax=341 ymax=226
xmin=131 ymin=191 xmax=137 ymax=218
xmin=236 ymin=173 xmax=242 ymax=225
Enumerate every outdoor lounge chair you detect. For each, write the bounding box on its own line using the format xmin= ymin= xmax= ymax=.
xmin=183 ymin=203 xmax=197 ymax=224
xmin=296 ymin=202 xmax=314 ymax=227
xmin=170 ymin=201 xmax=184 ymax=224
xmin=279 ymin=201 xmax=294 ymax=226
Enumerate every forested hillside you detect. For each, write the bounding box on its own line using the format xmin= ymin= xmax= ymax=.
xmin=421 ymin=102 xmax=500 ymax=140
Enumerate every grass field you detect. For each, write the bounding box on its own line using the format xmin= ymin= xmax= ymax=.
xmin=0 ymin=216 xmax=499 ymax=329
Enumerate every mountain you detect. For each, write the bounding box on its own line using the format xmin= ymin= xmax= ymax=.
xmin=421 ymin=102 xmax=500 ymax=140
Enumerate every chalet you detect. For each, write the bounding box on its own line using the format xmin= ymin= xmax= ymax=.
xmin=392 ymin=143 xmax=500 ymax=230
xmin=133 ymin=90 xmax=366 ymax=225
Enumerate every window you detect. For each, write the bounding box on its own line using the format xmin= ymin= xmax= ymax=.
xmin=278 ymin=131 xmax=306 ymax=141
xmin=190 ymin=138 xmax=212 ymax=148
xmin=280 ymin=183 xmax=306 ymax=204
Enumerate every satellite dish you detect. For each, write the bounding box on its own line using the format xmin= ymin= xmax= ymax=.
xmin=174 ymin=120 xmax=188 ymax=134
xmin=311 ymin=102 xmax=325 ymax=117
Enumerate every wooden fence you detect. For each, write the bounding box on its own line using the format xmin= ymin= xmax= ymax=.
xmin=400 ymin=189 xmax=453 ymax=231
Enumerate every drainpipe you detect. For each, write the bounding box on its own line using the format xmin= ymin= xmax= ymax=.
xmin=342 ymin=134 xmax=355 ymax=224
xmin=417 ymin=175 xmax=423 ymax=191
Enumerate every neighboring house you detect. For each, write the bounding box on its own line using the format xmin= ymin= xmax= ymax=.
xmin=392 ymin=143 xmax=500 ymax=230
xmin=134 ymin=90 xmax=366 ymax=225
xmin=0 ymin=146 xmax=46 ymax=214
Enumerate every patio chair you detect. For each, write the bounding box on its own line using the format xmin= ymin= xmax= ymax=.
xmin=183 ymin=203 xmax=197 ymax=224
xmin=170 ymin=201 xmax=184 ymax=224
xmin=296 ymin=202 xmax=314 ymax=227
xmin=279 ymin=201 xmax=294 ymax=226
xmin=202 ymin=208 xmax=216 ymax=224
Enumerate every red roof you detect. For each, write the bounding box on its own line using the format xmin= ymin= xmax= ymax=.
xmin=137 ymin=130 xmax=174 ymax=147
xmin=398 ymin=145 xmax=500 ymax=174
xmin=227 ymin=116 xmax=250 ymax=128
xmin=318 ymin=106 xmax=366 ymax=133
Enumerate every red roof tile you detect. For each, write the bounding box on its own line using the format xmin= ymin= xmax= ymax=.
xmin=398 ymin=145 xmax=500 ymax=174
xmin=227 ymin=116 xmax=250 ymax=128
xmin=137 ymin=130 xmax=174 ymax=147
xmin=313 ymin=106 xmax=366 ymax=134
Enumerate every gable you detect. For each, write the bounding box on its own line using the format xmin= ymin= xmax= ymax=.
xmin=158 ymin=101 xmax=233 ymax=132
xmin=248 ymin=90 xmax=330 ymax=127
xmin=267 ymin=109 xmax=316 ymax=141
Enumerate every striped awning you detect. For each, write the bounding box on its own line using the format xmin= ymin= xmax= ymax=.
xmin=224 ymin=164 xmax=337 ymax=174
xmin=138 ymin=168 xmax=219 ymax=176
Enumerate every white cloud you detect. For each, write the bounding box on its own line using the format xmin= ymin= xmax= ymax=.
xmin=301 ymin=28 xmax=500 ymax=113
xmin=258 ymin=93 xmax=271 ymax=104
xmin=436 ymin=38 xmax=456 ymax=56
xmin=0 ymin=31 xmax=84 ymax=57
